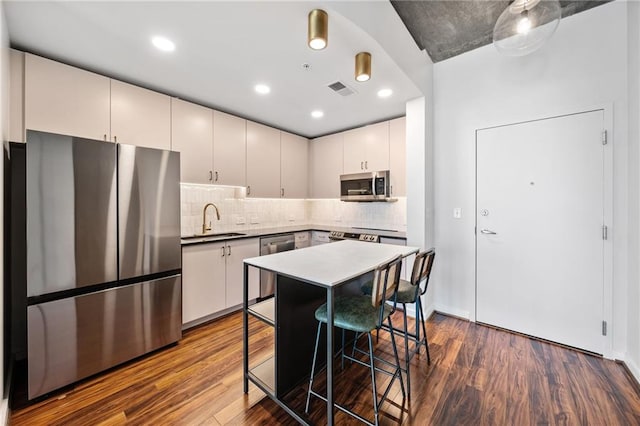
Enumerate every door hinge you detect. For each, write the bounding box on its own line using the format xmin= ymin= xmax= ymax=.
xmin=602 ymin=225 xmax=608 ymax=240
xmin=602 ymin=130 xmax=608 ymax=145
xmin=602 ymin=320 xmax=607 ymax=336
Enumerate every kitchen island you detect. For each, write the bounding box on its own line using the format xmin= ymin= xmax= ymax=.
xmin=242 ymin=240 xmax=419 ymax=425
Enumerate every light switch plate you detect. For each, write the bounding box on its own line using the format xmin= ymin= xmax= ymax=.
xmin=453 ymin=208 xmax=462 ymax=219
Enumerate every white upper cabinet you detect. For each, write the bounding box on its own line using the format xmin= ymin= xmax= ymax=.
xmin=280 ymin=131 xmax=309 ymax=199
xmin=171 ymin=99 xmax=214 ymax=184
xmin=9 ymin=49 xmax=24 ymax=143
xmin=343 ymin=121 xmax=389 ymax=174
xmin=246 ymin=120 xmax=281 ymax=198
xmin=309 ymin=133 xmax=343 ymax=199
xmin=25 ymin=53 xmax=110 ymax=141
xmin=110 ymin=80 xmax=171 ymax=149
xmin=213 ymin=110 xmax=246 ymax=186
xmin=389 ymin=117 xmax=406 ymax=196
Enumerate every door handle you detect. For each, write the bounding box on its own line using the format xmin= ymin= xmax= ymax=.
xmin=360 ymin=161 xmax=364 ymax=170
xmin=480 ymin=229 xmax=497 ymax=235
xmin=281 ymin=188 xmax=284 ymax=197
xmin=215 ymin=171 xmax=219 ymax=182
xmin=365 ymin=160 xmax=368 ymax=170
xmin=247 ymin=185 xmax=251 ymax=195
xmin=209 ymin=171 xmax=213 ymax=182
xmin=221 ymin=246 xmax=226 ymax=257
xmin=227 ymin=245 xmax=231 ymax=256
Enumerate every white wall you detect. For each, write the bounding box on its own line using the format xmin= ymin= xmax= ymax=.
xmin=432 ymin=1 xmax=629 ymax=355
xmin=0 ymin=0 xmax=8 ymax=422
xmin=626 ymin=0 xmax=640 ymax=379
xmin=405 ymin=54 xmax=435 ymax=316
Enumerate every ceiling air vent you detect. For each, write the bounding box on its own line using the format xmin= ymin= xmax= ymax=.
xmin=327 ymin=81 xmax=356 ymax=97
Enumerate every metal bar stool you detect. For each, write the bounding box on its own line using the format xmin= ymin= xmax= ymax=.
xmin=361 ymin=249 xmax=436 ymax=399
xmin=305 ymin=255 xmax=406 ymax=426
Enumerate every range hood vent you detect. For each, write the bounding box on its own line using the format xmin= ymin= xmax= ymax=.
xmin=327 ymin=81 xmax=355 ymax=97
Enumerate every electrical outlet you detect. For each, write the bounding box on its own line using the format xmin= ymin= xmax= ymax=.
xmin=453 ymin=208 xmax=462 ymax=219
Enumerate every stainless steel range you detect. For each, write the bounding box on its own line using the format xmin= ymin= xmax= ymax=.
xmin=328 ymin=231 xmax=380 ymax=243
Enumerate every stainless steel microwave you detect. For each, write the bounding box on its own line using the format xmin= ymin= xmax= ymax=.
xmin=340 ymin=170 xmax=395 ymax=202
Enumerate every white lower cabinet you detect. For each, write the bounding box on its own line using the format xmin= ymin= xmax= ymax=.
xmin=182 ymin=238 xmax=259 ymax=326
xmin=225 ymin=238 xmax=260 ymax=307
xmin=182 ymin=242 xmax=226 ymax=324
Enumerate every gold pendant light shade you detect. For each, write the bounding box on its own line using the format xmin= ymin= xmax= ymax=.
xmin=308 ymin=9 xmax=328 ymax=50
xmin=355 ymin=52 xmax=371 ymax=82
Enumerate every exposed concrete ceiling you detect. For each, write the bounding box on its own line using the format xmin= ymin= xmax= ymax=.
xmin=391 ymin=0 xmax=613 ymax=63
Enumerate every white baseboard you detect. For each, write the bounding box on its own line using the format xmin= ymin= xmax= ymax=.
xmin=624 ymin=356 xmax=640 ymax=385
xmin=398 ymin=302 xmax=434 ymax=320
xmin=0 ymin=398 xmax=8 ymax=426
xmin=433 ymin=304 xmax=471 ymax=321
xmin=423 ymin=303 xmax=435 ymax=320
xmin=404 ymin=305 xmax=416 ymax=318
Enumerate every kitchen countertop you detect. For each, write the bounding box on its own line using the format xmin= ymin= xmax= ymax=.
xmin=243 ymin=240 xmax=418 ymax=287
xmin=180 ymin=224 xmax=406 ymax=246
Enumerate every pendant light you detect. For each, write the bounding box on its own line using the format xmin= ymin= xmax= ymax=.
xmin=355 ymin=52 xmax=371 ymax=82
xmin=308 ymin=9 xmax=328 ymax=50
xmin=493 ymin=0 xmax=561 ymax=57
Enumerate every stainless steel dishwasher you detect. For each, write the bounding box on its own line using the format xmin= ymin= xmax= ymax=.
xmin=260 ymin=234 xmax=295 ymax=298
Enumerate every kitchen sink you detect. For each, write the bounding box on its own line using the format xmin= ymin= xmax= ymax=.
xmin=182 ymin=232 xmax=246 ymax=240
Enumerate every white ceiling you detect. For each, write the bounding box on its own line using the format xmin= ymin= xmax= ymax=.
xmin=4 ymin=1 xmax=426 ymax=138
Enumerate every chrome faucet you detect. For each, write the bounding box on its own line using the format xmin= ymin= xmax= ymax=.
xmin=202 ymin=203 xmax=221 ymax=235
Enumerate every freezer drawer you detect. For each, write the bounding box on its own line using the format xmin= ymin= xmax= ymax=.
xmin=27 ymin=275 xmax=182 ymax=399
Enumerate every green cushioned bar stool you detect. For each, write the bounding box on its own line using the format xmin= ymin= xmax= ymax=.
xmin=361 ymin=249 xmax=436 ymax=399
xmin=305 ymin=255 xmax=406 ymax=426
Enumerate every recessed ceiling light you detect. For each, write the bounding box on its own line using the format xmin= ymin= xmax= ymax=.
xmin=151 ymin=36 xmax=175 ymax=52
xmin=311 ymin=110 xmax=324 ymax=119
xmin=254 ymin=84 xmax=271 ymax=95
xmin=377 ymin=88 xmax=393 ymax=98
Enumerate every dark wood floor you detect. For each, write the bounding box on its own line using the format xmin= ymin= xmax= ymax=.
xmin=10 ymin=311 xmax=640 ymax=425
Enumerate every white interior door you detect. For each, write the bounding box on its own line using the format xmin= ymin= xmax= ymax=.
xmin=476 ymin=110 xmax=605 ymax=354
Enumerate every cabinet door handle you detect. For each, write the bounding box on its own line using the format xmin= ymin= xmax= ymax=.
xmin=390 ymin=185 xmax=393 ymax=195
xmin=209 ymin=171 xmax=213 ymax=182
xmin=103 ymin=134 xmax=107 ymax=141
xmin=360 ymin=161 xmax=364 ymax=170
xmin=215 ymin=171 xmax=219 ymax=182
xmin=247 ymin=186 xmax=251 ymax=195
xmin=114 ymin=135 xmax=118 ymax=143
xmin=365 ymin=160 xmax=368 ymax=170
xmin=227 ymin=245 xmax=231 ymax=256
xmin=281 ymin=188 xmax=284 ymax=197
xmin=221 ymin=246 xmax=226 ymax=257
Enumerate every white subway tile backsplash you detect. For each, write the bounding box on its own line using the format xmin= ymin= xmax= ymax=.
xmin=180 ymin=183 xmax=406 ymax=236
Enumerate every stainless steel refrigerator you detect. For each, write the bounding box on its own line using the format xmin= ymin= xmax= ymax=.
xmin=21 ymin=130 xmax=181 ymax=399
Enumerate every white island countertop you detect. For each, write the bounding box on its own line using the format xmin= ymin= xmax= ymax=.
xmin=244 ymin=240 xmax=419 ymax=288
